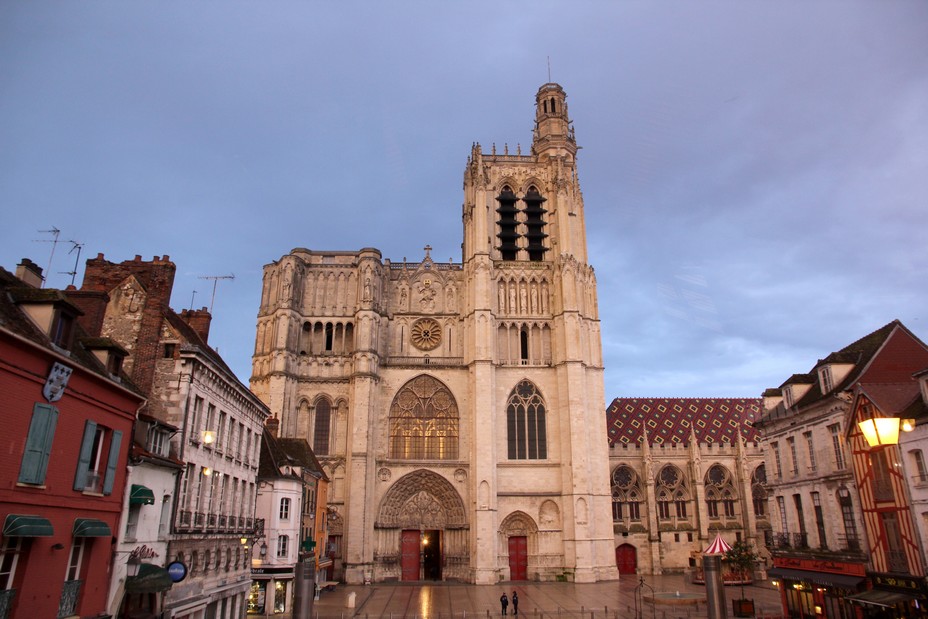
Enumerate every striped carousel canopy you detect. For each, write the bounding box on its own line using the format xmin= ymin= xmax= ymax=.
xmin=704 ymin=534 xmax=732 ymax=555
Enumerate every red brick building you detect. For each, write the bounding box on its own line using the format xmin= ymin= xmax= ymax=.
xmin=0 ymin=261 xmax=144 ymax=618
xmin=77 ymin=254 xmax=268 ymax=618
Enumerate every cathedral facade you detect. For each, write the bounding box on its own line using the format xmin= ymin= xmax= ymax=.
xmin=250 ymin=84 xmax=618 ymax=585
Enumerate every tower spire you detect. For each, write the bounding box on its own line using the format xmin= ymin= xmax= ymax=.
xmin=532 ymin=83 xmax=576 ymax=159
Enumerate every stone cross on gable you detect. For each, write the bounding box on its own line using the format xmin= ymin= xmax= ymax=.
xmin=423 ymin=245 xmax=432 ymax=260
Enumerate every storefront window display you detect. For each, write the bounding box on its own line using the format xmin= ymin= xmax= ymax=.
xmin=248 ymin=581 xmax=266 ymax=614
xmin=274 ymin=580 xmax=289 ymax=613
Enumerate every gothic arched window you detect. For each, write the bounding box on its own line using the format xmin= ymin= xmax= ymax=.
xmin=313 ymin=397 xmax=331 ymax=455
xmin=506 ymin=380 xmax=547 ymax=460
xmin=389 ymin=376 xmax=459 ymax=460
xmin=656 ymin=465 xmax=689 ymax=521
xmin=705 ymin=464 xmax=737 ymax=519
xmin=611 ymin=465 xmax=642 ymax=523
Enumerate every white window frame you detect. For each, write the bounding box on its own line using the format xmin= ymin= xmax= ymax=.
xmin=804 ymin=431 xmax=816 ymax=472
xmin=0 ymin=537 xmax=21 ymax=590
xmin=772 ymin=442 xmax=783 ymax=479
xmin=66 ymin=538 xmax=86 ymax=581
xmin=829 ymin=423 xmax=846 ymax=470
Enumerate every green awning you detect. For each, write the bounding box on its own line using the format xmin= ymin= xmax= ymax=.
xmin=125 ymin=563 xmax=173 ymax=593
xmin=3 ymin=514 xmax=53 ymax=537
xmin=73 ymin=518 xmax=111 ymax=537
xmin=129 ymin=484 xmax=156 ymax=505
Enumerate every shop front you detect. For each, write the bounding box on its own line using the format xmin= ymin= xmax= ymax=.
xmin=769 ymin=557 xmax=866 ymax=618
xmin=249 ymin=567 xmax=294 ymax=615
xmin=846 ymin=574 xmax=928 ymax=618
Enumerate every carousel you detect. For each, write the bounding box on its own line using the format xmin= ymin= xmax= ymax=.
xmin=691 ymin=534 xmax=753 ymax=585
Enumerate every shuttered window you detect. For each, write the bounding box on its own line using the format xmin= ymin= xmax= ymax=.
xmin=74 ymin=420 xmax=122 ymax=495
xmin=18 ymin=403 xmax=59 ymax=485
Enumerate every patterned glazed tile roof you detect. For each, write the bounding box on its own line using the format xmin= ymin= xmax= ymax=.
xmin=606 ymin=397 xmax=762 ymax=446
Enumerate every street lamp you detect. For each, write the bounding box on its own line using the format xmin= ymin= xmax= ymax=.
xmin=127 ymin=554 xmax=142 ymax=578
xmin=858 ymin=417 xmax=915 ymax=447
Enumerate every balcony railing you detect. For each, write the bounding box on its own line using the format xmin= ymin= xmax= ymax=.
xmin=888 ymin=549 xmax=909 ymax=573
xmin=874 ymin=479 xmax=894 ymax=502
xmin=0 ymin=589 xmax=15 ymax=619
xmin=765 ymin=531 xmax=809 ymax=550
xmin=57 ymin=580 xmax=82 ymax=619
xmin=83 ymin=471 xmax=103 ymax=493
xmin=835 ymin=533 xmax=862 ymax=552
xmin=385 ymin=356 xmax=465 ymax=367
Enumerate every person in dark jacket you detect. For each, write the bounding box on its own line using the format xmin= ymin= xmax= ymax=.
xmin=500 ymin=592 xmax=509 ymax=615
xmin=512 ymin=591 xmax=519 ymax=615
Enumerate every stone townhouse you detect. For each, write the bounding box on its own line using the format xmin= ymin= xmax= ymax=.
xmin=755 ymin=320 xmax=928 ymax=619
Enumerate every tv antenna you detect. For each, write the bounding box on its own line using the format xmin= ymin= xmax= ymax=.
xmin=189 ymin=289 xmax=198 ymax=310
xmin=59 ymin=241 xmax=84 ymax=287
xmin=33 ymin=227 xmax=61 ymax=287
xmin=198 ymin=274 xmax=235 ymax=313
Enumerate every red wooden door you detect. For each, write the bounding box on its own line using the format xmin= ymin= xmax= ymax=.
xmin=615 ymin=544 xmax=637 ymax=575
xmin=508 ymin=536 xmax=527 ymax=580
xmin=401 ymin=530 xmax=420 ymax=581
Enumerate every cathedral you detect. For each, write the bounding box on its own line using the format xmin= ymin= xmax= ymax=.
xmin=250 ymin=83 xmax=619 ymax=585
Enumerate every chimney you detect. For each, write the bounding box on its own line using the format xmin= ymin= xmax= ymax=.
xmin=266 ymin=415 xmax=280 ymax=438
xmin=80 ymin=253 xmax=176 ymax=308
xmin=65 ymin=289 xmax=110 ymax=336
xmin=179 ymin=307 xmax=212 ymax=343
xmin=15 ymin=259 xmax=44 ymax=288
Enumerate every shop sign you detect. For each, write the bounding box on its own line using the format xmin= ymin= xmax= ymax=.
xmin=774 ymin=556 xmax=866 ymax=576
xmin=871 ymin=573 xmax=928 ymax=592
xmin=167 ymin=561 xmax=188 ymax=583
xmin=251 ymin=567 xmax=294 ymax=576
xmin=130 ymin=545 xmax=160 ymax=560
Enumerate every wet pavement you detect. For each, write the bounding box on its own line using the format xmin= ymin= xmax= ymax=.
xmin=253 ymin=574 xmax=785 ymax=618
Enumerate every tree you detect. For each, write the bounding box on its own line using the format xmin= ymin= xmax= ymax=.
xmin=724 ymin=539 xmax=760 ymax=601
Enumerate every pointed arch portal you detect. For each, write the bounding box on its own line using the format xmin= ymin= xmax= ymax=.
xmin=376 ymin=470 xmax=468 ymax=581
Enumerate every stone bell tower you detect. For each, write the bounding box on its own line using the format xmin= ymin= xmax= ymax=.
xmin=461 ymin=83 xmax=617 ymax=583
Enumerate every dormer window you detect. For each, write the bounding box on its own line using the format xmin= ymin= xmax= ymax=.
xmin=819 ymin=366 xmax=834 ymax=393
xmin=148 ymin=428 xmax=169 ymax=457
xmin=784 ymin=386 xmax=794 ymax=408
xmin=83 ymin=338 xmax=128 ymax=379
xmin=106 ymin=353 xmax=123 ymax=376
xmin=50 ymin=310 xmax=74 ymax=348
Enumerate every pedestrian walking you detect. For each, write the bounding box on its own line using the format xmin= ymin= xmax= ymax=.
xmin=500 ymin=592 xmax=509 ymax=615
xmin=512 ymin=591 xmax=519 ymax=615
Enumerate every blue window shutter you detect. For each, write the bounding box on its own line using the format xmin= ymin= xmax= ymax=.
xmin=18 ymin=404 xmax=59 ymax=484
xmin=74 ymin=421 xmax=97 ymax=491
xmin=102 ymin=430 xmax=122 ymax=495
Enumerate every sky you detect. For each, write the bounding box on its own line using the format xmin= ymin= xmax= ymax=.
xmin=2 ymin=1 xmax=927 ymax=400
